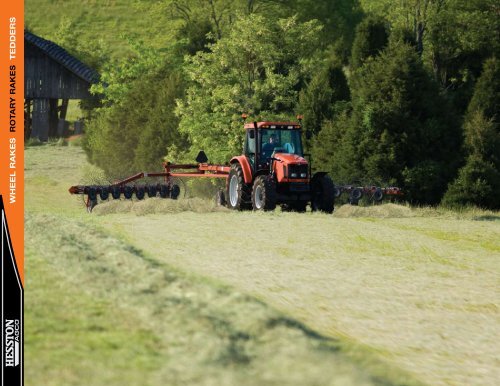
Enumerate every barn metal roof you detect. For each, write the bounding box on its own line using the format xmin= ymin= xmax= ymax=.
xmin=25 ymin=30 xmax=99 ymax=84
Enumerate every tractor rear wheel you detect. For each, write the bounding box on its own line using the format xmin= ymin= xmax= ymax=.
xmin=252 ymin=175 xmax=277 ymax=211
xmin=226 ymin=163 xmax=252 ymax=210
xmin=311 ymin=174 xmax=335 ymax=213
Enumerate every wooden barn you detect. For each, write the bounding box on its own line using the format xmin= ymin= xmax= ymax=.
xmin=24 ymin=30 xmax=100 ymax=141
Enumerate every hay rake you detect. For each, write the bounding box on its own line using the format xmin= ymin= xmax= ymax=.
xmin=334 ymin=185 xmax=404 ymax=205
xmin=69 ymin=161 xmax=229 ymax=212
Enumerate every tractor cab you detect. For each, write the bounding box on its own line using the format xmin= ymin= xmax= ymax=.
xmin=244 ymin=122 xmax=304 ymax=171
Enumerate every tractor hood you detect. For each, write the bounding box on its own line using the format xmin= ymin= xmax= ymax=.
xmin=273 ymin=153 xmax=308 ymax=165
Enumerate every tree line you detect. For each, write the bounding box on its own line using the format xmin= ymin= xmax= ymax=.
xmin=67 ymin=0 xmax=498 ymax=208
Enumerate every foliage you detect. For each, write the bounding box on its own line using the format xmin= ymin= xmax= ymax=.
xmin=177 ymin=14 xmax=322 ymax=162
xmin=83 ymin=67 xmax=188 ymax=177
xmin=298 ymin=58 xmax=350 ymax=138
xmin=443 ymin=57 xmax=500 ymax=208
xmin=360 ymin=0 xmax=500 ymax=111
xmin=50 ymin=17 xmax=109 ymax=114
xmin=145 ymin=0 xmax=295 ymax=49
xmin=311 ymin=105 xmax=353 ymax=181
xmin=336 ymin=40 xmax=461 ymax=202
xmin=52 ymin=17 xmax=108 ymax=71
xmin=90 ymin=37 xmax=165 ymax=106
xmin=464 ymin=110 xmax=500 ymax=166
xmin=292 ymin=0 xmax=363 ymax=60
xmin=350 ymin=15 xmax=389 ymax=70
xmin=466 ymin=57 xmax=500 ymax=121
xmin=442 ymin=154 xmax=500 ymax=209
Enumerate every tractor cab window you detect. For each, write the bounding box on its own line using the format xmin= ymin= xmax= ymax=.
xmin=260 ymin=129 xmax=303 ymax=159
xmin=245 ymin=130 xmax=256 ymax=154
xmin=245 ymin=129 xmax=257 ymax=166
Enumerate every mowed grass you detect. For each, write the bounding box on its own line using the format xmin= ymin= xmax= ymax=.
xmin=25 ymin=145 xmax=500 ymax=386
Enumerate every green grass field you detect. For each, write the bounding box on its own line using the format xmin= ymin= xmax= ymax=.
xmin=25 ymin=144 xmax=499 ymax=386
xmin=25 ymin=0 xmax=181 ymax=58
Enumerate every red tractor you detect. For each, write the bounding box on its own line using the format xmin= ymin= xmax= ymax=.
xmin=69 ymin=119 xmax=335 ymax=213
xmin=221 ymin=120 xmax=334 ymax=213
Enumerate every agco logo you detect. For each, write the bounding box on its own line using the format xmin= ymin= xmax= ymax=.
xmin=5 ymin=319 xmax=20 ymax=367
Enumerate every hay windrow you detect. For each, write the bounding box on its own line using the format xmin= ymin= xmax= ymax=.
xmin=92 ymin=200 xmax=500 ymax=220
xmin=333 ymin=203 xmax=500 ymax=220
xmin=333 ymin=203 xmax=414 ymax=218
xmin=93 ymin=197 xmax=229 ymax=215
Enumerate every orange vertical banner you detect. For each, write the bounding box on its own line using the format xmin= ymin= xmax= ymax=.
xmin=0 ymin=0 xmax=24 ymax=286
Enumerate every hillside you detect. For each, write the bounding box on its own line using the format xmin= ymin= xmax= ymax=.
xmin=25 ymin=0 xmax=179 ymax=58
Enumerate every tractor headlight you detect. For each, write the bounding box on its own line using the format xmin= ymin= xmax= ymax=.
xmin=288 ymin=164 xmax=308 ymax=179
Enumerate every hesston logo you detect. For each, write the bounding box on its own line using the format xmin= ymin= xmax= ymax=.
xmin=4 ymin=319 xmax=20 ymax=367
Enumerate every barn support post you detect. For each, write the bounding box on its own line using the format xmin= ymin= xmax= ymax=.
xmin=48 ymin=99 xmax=59 ymax=137
xmin=57 ymin=99 xmax=70 ymax=137
xmin=31 ymin=98 xmax=50 ymax=141
xmin=24 ymin=99 xmax=32 ymax=140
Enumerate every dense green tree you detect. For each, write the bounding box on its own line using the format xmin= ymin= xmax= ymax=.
xmin=360 ymin=0 xmax=438 ymax=56
xmin=341 ymin=39 xmax=461 ymax=203
xmin=177 ymin=17 xmax=214 ymax=56
xmin=83 ymin=67 xmax=188 ymax=177
xmin=298 ymin=59 xmax=350 ymax=138
xmin=442 ymin=57 xmax=500 ymax=208
xmin=310 ymin=105 xmax=353 ymax=182
xmin=350 ymin=15 xmax=389 ymax=70
xmin=90 ymin=37 xmax=165 ymax=106
xmin=292 ymin=0 xmax=363 ymax=60
xmin=177 ymin=14 xmax=322 ymax=162
xmin=466 ymin=57 xmax=500 ymax=121
xmin=441 ymin=153 xmax=500 ymax=209
xmin=360 ymin=0 xmax=499 ymax=112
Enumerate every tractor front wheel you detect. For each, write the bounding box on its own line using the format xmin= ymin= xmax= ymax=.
xmin=311 ymin=174 xmax=335 ymax=213
xmin=252 ymin=175 xmax=277 ymax=211
xmin=226 ymin=163 xmax=252 ymax=210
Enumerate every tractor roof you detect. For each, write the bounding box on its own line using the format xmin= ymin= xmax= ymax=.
xmin=244 ymin=122 xmax=302 ymax=130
